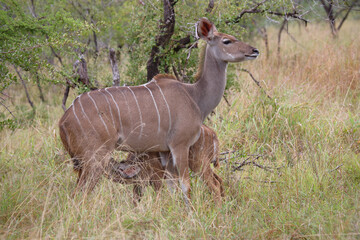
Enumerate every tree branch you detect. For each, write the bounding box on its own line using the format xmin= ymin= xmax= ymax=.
xmin=14 ymin=66 xmax=35 ymax=111
xmin=228 ymin=2 xmax=308 ymax=26
xmin=337 ymin=0 xmax=358 ymax=31
xmin=240 ymin=68 xmax=272 ymax=100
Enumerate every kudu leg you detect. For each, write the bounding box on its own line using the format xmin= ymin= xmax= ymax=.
xmin=132 ymin=184 xmax=143 ymax=205
xmin=213 ymin=172 xmax=225 ymax=197
xmin=160 ymin=152 xmax=178 ymax=194
xmin=170 ymin=146 xmax=192 ymax=206
xmin=74 ymin=151 xmax=112 ymax=195
xmin=200 ymin=168 xmax=223 ymax=204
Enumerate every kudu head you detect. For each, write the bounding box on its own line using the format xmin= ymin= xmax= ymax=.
xmin=197 ymin=17 xmax=259 ymax=63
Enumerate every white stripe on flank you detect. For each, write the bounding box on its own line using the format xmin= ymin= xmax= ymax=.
xmin=78 ymin=95 xmax=98 ymax=134
xmin=127 ymin=87 xmax=144 ymax=138
xmin=144 ymin=85 xmax=161 ymax=134
xmin=98 ymin=89 xmax=116 ymax=130
xmin=87 ymin=92 xmax=110 ymax=136
xmin=117 ymin=87 xmax=132 ymax=128
xmin=105 ymin=88 xmax=123 ymax=134
xmin=72 ymin=103 xmax=84 ymax=133
xmin=66 ymin=96 xmax=79 ymax=112
xmin=154 ymin=81 xmax=171 ymax=133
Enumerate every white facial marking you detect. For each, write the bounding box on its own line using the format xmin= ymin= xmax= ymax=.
xmin=154 ymin=81 xmax=171 ymax=133
xmin=105 ymin=88 xmax=123 ymax=134
xmin=117 ymin=88 xmax=132 ymax=129
xmin=127 ymin=87 xmax=143 ymax=138
xmin=87 ymin=92 xmax=110 ymax=136
xmin=144 ymin=85 xmax=161 ymax=134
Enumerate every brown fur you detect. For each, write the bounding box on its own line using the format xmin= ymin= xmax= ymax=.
xmin=108 ymin=125 xmax=224 ymax=204
xmin=153 ymin=74 xmax=178 ymax=81
xmin=58 ymin=18 xmax=258 ymax=202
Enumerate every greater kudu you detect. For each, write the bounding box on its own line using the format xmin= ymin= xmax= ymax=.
xmin=108 ymin=125 xmax=223 ymax=204
xmin=59 ymin=17 xmax=259 ymax=203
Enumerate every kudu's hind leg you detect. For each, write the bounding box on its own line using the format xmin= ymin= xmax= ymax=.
xmin=74 ymin=150 xmax=112 ymax=195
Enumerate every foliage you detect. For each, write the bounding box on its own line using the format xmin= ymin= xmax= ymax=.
xmin=0 ymin=0 xmax=93 ymax=89
xmin=124 ymin=0 xmax=298 ymax=85
xmin=1 ymin=21 xmax=360 ymax=238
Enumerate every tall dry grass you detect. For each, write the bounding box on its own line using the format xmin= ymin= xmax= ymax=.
xmin=1 ymin=21 xmax=360 ymax=239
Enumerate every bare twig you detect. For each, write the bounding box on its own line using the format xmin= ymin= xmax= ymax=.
xmin=256 ymin=26 xmax=269 ymax=59
xmin=240 ymin=68 xmax=272 ymax=100
xmin=233 ymin=155 xmax=274 ymax=172
xmin=0 ymin=101 xmax=16 ymax=119
xmin=230 ymin=0 xmax=269 ymax=22
xmin=14 ymin=66 xmax=35 ymax=111
xmin=277 ymin=19 xmax=287 ymax=58
xmin=329 ymin=164 xmax=343 ymax=172
xmin=227 ymin=0 xmax=308 ymax=26
xmin=35 ymin=72 xmax=45 ymax=102
xmin=223 ymin=95 xmax=231 ymax=107
xmin=337 ymin=0 xmax=358 ymax=31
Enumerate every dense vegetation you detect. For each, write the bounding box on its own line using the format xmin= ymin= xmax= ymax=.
xmin=1 ymin=0 xmax=359 ymax=239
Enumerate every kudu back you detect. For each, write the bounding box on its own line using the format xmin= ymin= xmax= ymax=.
xmin=108 ymin=125 xmax=223 ymax=204
xmin=59 ymin=17 xmax=258 ymax=202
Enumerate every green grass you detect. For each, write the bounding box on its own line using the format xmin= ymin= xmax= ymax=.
xmin=1 ymin=21 xmax=360 ymax=239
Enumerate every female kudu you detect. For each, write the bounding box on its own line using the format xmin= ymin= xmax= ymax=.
xmin=59 ymin=18 xmax=259 ymax=204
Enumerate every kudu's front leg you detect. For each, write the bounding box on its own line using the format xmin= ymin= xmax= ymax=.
xmin=169 ymin=146 xmax=192 ymax=207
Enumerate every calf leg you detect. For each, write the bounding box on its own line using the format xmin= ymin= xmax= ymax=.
xmin=213 ymin=172 xmax=225 ymax=197
xmin=132 ymin=184 xmax=143 ymax=205
xmin=200 ymin=166 xmax=223 ymax=204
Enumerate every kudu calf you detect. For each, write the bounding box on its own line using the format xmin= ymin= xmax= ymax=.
xmin=59 ymin=17 xmax=258 ymax=203
xmin=108 ymin=125 xmax=223 ymax=204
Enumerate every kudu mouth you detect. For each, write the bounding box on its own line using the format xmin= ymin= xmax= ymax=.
xmin=245 ymin=48 xmax=260 ymax=60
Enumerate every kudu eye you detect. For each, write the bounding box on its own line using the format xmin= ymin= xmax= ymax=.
xmin=222 ymin=39 xmax=231 ymax=45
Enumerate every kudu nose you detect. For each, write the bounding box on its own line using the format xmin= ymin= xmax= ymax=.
xmin=252 ymin=49 xmax=259 ymax=55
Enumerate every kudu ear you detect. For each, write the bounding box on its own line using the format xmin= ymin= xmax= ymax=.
xmin=197 ymin=17 xmax=217 ymax=41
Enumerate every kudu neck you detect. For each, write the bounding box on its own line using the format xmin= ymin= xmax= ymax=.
xmin=192 ymin=45 xmax=228 ymax=120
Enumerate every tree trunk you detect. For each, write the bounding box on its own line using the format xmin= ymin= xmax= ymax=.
xmin=146 ymin=0 xmax=176 ymax=81
xmin=109 ymin=48 xmax=120 ymax=86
